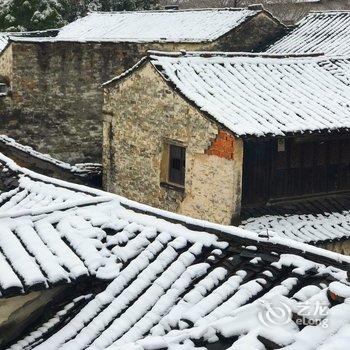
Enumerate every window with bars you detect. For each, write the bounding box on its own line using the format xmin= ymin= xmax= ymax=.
xmin=168 ymin=144 xmax=186 ymax=186
xmin=0 ymin=83 xmax=8 ymax=96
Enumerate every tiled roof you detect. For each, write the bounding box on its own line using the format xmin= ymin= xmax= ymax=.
xmin=0 ymin=135 xmax=102 ymax=185
xmin=2 ymin=155 xmax=350 ymax=350
xmin=9 ymin=204 xmax=350 ymax=350
xmin=0 ymin=153 xmax=102 ymax=213
xmin=55 ymin=8 xmax=260 ymax=43
xmin=241 ymin=195 xmax=350 ymax=244
xmin=268 ymin=11 xmax=350 ymax=55
xmin=0 ymin=155 xmax=116 ymax=297
xmin=147 ymin=52 xmax=350 ymax=137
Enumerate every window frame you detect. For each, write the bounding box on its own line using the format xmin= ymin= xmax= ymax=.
xmin=0 ymin=83 xmax=9 ymax=96
xmin=160 ymin=140 xmax=186 ymax=191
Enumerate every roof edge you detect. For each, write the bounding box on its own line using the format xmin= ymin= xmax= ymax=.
xmin=148 ymin=50 xmax=324 ymax=59
xmin=102 ymin=56 xmax=149 ymax=88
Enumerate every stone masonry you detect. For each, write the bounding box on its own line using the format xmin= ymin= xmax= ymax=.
xmin=0 ymin=11 xmax=283 ymax=164
xmin=103 ymin=62 xmax=244 ymax=225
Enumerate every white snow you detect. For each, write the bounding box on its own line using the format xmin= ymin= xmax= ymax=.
xmin=55 ymin=9 xmax=259 ymax=43
xmin=268 ymin=11 xmax=350 ymax=55
xmin=2 ymin=153 xmax=350 ymax=350
xmin=0 ymin=135 xmax=101 ymax=176
xmin=148 ymin=52 xmax=350 ymax=137
xmin=241 ymin=209 xmax=350 ymax=244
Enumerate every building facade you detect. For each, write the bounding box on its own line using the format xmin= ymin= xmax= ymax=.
xmin=0 ymin=8 xmax=284 ymax=164
xmin=103 ymin=52 xmax=350 ymax=228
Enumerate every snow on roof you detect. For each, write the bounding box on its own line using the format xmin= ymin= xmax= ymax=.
xmin=0 ymin=135 xmax=102 ymax=179
xmin=240 ymin=195 xmax=350 ymax=244
xmin=0 ymin=29 xmax=60 ymax=54
xmin=0 ymin=152 xmax=104 ymax=214
xmin=1 ymin=153 xmax=350 ymax=349
xmin=268 ymin=11 xmax=350 ymax=55
xmin=54 ymin=9 xmax=261 ymax=43
xmin=144 ymin=52 xmax=350 ymax=137
xmin=10 ymin=217 xmax=350 ymax=349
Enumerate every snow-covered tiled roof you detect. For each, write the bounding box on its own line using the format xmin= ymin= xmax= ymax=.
xmin=0 ymin=152 xmax=103 ymax=213
xmin=147 ymin=52 xmax=350 ymax=137
xmin=10 ymin=211 xmax=350 ymax=350
xmin=0 ymin=135 xmax=102 ymax=185
xmin=268 ymin=11 xmax=350 ymax=55
xmin=55 ymin=9 xmax=261 ymax=43
xmin=241 ymin=195 xmax=350 ymax=244
xmin=2 ymin=154 xmax=350 ymax=350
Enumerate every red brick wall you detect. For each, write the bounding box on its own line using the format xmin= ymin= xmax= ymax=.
xmin=206 ymin=130 xmax=235 ymax=160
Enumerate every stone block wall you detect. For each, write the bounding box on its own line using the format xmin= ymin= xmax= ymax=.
xmin=0 ymin=45 xmax=12 ymax=82
xmin=0 ymin=11 xmax=283 ymax=164
xmin=103 ymin=62 xmax=244 ymax=224
xmin=214 ymin=11 xmax=285 ymax=52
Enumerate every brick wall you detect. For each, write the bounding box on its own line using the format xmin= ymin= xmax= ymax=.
xmin=206 ymin=130 xmax=235 ymax=160
xmin=103 ymin=62 xmax=244 ymax=224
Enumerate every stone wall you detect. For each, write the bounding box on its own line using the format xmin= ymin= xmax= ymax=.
xmin=320 ymin=240 xmax=350 ymax=256
xmin=0 ymin=11 xmax=283 ymax=164
xmin=0 ymin=45 xmax=13 ymax=113
xmin=103 ymin=62 xmax=243 ymax=224
xmin=0 ymin=45 xmax=12 ymax=82
xmin=214 ymin=11 xmax=285 ymax=52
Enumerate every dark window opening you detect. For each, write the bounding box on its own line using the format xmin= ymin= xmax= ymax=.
xmin=0 ymin=83 xmax=8 ymax=96
xmin=168 ymin=144 xmax=186 ymax=186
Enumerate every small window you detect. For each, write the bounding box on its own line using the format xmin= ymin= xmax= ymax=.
xmin=168 ymin=144 xmax=186 ymax=186
xmin=0 ymin=83 xmax=8 ymax=96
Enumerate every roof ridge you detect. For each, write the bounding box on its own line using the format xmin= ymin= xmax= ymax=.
xmin=86 ymin=7 xmax=256 ymax=15
xmin=309 ymin=10 xmax=350 ymax=14
xmin=148 ymin=50 xmax=325 ymax=59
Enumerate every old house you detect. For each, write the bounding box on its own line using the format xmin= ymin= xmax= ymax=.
xmin=103 ymin=52 xmax=350 ymax=238
xmin=0 ymin=7 xmax=285 ymax=164
xmin=1 ymin=153 xmax=350 ymax=350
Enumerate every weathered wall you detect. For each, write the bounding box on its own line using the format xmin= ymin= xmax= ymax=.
xmin=0 ymin=13 xmax=283 ymax=164
xmin=0 ymin=45 xmax=12 ymax=81
xmin=320 ymin=240 xmax=350 ymax=256
xmin=214 ymin=11 xmax=285 ymax=52
xmin=0 ymin=286 xmax=65 ymax=348
xmin=103 ymin=63 xmax=243 ymax=224
xmin=0 ymin=45 xmax=13 ymax=113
